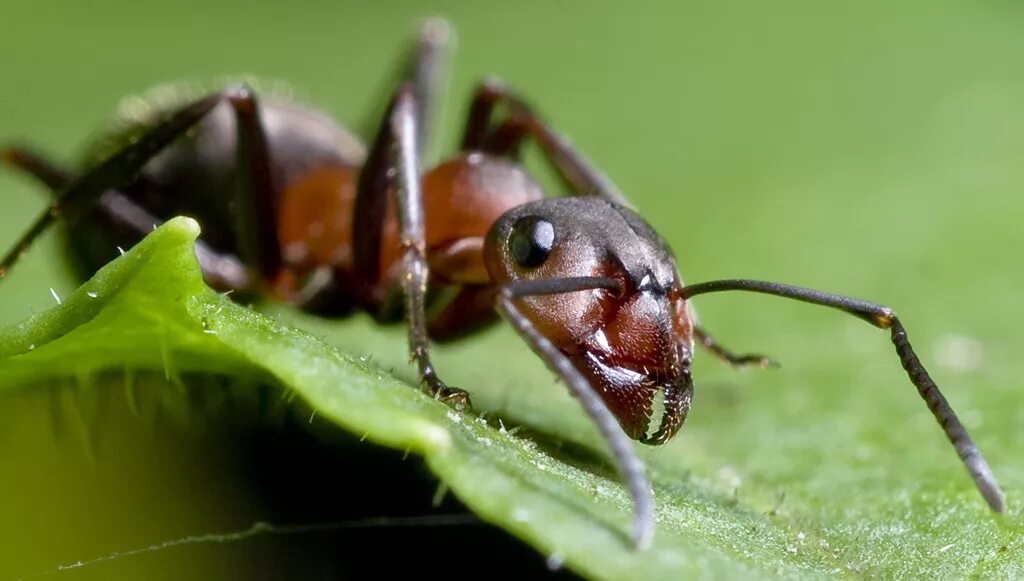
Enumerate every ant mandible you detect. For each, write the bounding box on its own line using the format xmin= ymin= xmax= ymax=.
xmin=0 ymin=19 xmax=1005 ymax=549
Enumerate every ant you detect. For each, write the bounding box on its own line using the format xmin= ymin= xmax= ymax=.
xmin=0 ymin=19 xmax=1005 ymax=550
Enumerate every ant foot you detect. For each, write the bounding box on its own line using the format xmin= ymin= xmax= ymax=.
xmin=428 ymin=382 xmax=473 ymax=411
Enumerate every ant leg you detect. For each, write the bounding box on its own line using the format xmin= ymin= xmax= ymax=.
xmin=365 ymin=18 xmax=453 ymax=161
xmin=94 ymin=192 xmax=256 ymax=293
xmin=351 ymin=20 xmax=452 ymax=285
xmin=1 ymin=146 xmax=256 ymax=292
xmin=2 ymin=146 xmax=72 ymax=190
xmin=679 ymin=279 xmax=1006 ymax=513
xmin=497 ymin=275 xmax=653 ymax=550
xmin=482 ymin=115 xmax=530 ymax=158
xmin=406 ymin=18 xmax=452 ymax=159
xmin=459 ymin=79 xmax=630 ymax=206
xmin=227 ymin=90 xmax=281 ymax=280
xmin=693 ymin=325 xmax=778 ymax=369
xmin=394 ymin=87 xmax=470 ymax=407
xmin=350 ymin=18 xmax=447 ymax=266
xmin=356 ymin=85 xmax=470 ymax=407
xmin=0 ymin=88 xmax=252 ymax=282
xmin=353 ymin=94 xmax=394 ymax=285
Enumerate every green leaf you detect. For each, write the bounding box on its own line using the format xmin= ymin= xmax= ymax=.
xmin=2 ymin=217 xmax=1021 ymax=579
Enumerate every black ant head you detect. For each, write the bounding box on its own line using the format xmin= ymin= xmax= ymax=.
xmin=484 ymin=197 xmax=695 ymax=444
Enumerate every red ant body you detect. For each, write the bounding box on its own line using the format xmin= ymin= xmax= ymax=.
xmin=0 ymin=20 xmax=1005 ymax=549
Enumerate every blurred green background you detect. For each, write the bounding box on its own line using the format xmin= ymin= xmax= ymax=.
xmin=2 ymin=0 xmax=1024 ymax=578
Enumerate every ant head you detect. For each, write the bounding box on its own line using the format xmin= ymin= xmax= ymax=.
xmin=484 ymin=198 xmax=695 ymax=444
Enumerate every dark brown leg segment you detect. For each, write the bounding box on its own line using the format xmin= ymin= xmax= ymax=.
xmin=355 ymin=85 xmax=469 ymax=407
xmin=352 ymin=96 xmax=392 ymax=287
xmin=2 ymin=146 xmax=72 ymax=190
xmin=459 ymin=79 xmax=629 ymax=206
xmin=362 ymin=18 xmax=452 ymax=161
xmin=406 ymin=18 xmax=452 ymax=159
xmin=1 ymin=146 xmax=256 ymax=292
xmin=353 ymin=21 xmax=451 ymax=286
xmin=228 ymin=90 xmax=281 ymax=280
xmin=693 ymin=325 xmax=778 ymax=368
xmin=393 ymin=86 xmax=469 ymax=407
xmin=0 ymin=87 xmax=278 ymax=283
xmin=679 ymin=278 xmax=1006 ymax=514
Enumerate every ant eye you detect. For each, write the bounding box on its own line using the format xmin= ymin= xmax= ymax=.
xmin=508 ymin=216 xmax=555 ymax=268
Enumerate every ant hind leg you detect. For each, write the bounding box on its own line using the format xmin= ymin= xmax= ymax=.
xmin=1 ymin=144 xmax=256 ymax=293
xmin=0 ymin=88 xmax=259 ymax=282
xmin=2 ymin=146 xmax=73 ymax=190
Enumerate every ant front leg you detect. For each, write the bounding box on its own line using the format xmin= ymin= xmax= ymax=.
xmin=496 ymin=275 xmax=654 ymax=550
xmin=355 ymin=85 xmax=470 ymax=409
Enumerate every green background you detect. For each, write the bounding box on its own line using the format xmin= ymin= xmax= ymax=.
xmin=2 ymin=0 xmax=1023 ymax=578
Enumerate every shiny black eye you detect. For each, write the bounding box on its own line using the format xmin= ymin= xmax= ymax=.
xmin=508 ymin=216 xmax=555 ymax=268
